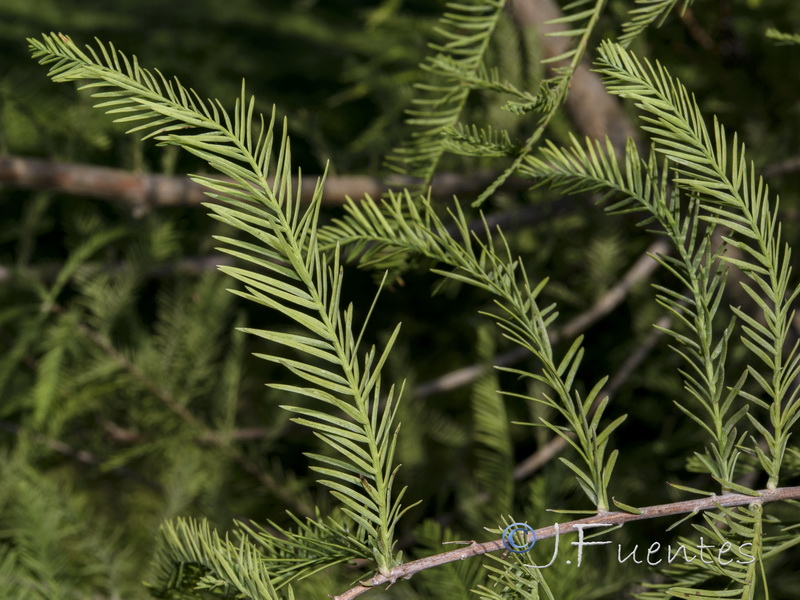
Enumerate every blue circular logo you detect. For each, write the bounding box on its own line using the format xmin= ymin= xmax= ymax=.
xmin=502 ymin=522 xmax=537 ymax=553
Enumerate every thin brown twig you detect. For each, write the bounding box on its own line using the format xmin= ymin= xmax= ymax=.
xmin=101 ymin=420 xmax=272 ymax=444
xmin=0 ymin=155 xmax=531 ymax=213
xmin=677 ymin=6 xmax=715 ymax=51
xmin=0 ymin=255 xmax=237 ymax=284
xmin=333 ymin=486 xmax=800 ymax=599
xmin=0 ymin=417 xmax=160 ymax=490
xmin=0 ymin=203 xmax=556 ymax=285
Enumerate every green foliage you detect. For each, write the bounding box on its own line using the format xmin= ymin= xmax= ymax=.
xmin=322 ymin=189 xmax=623 ymax=511
xmin=386 ymin=0 xmax=509 ymax=185
xmin=618 ymin=0 xmax=694 ymax=47
xmin=467 ymin=0 xmax=610 ymax=206
xmin=766 ymin=27 xmax=800 ymax=45
xmin=2 ymin=1 xmax=800 ymax=599
xmin=28 ymin=30 xmax=418 ymax=586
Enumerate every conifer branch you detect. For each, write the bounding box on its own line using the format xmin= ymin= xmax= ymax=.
xmin=618 ymin=0 xmax=693 ymax=48
xmin=474 ymin=0 xmax=608 ymax=206
xmin=333 ymin=486 xmax=800 ymax=599
xmin=511 ymin=0 xmax=638 ymax=151
xmin=0 ymin=155 xmax=532 ymax=212
xmin=29 ymin=30 xmax=414 ymax=578
xmin=386 ymin=0 xmax=508 ymax=186
xmin=324 ymin=190 xmax=626 ymax=511
xmin=414 ymin=238 xmax=667 ymax=400
xmin=593 ymin=41 xmax=800 ymax=488
xmin=17 ymin=3 xmax=800 ymax=595
xmin=514 ymin=309 xmax=673 ymax=480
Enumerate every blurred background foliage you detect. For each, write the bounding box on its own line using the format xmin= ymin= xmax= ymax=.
xmin=1 ymin=0 xmax=799 ymax=598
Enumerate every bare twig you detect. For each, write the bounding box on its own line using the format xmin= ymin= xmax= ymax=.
xmin=333 ymin=486 xmax=800 ymax=599
xmin=0 ymin=155 xmax=356 ymax=211
xmin=102 ymin=419 xmax=272 ymax=444
xmin=763 ymin=156 xmax=800 ymax=179
xmin=561 ymin=238 xmax=670 ymax=337
xmin=0 ymin=417 xmax=160 ymax=490
xmin=677 ymin=6 xmax=715 ymax=51
xmin=0 ymin=155 xmax=531 ymax=213
xmin=0 ymin=255 xmax=237 ymax=284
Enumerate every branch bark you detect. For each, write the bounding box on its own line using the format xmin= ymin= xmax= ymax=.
xmin=0 ymin=155 xmax=531 ymax=213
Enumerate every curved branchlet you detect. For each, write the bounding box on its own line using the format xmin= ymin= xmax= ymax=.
xmin=322 ymin=190 xmax=624 ymax=513
xmin=521 ymin=137 xmax=747 ymax=492
xmin=29 ymin=32 xmax=411 ymax=595
xmin=765 ymin=27 xmax=800 ymax=45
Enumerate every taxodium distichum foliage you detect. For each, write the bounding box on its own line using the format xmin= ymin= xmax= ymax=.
xmin=11 ymin=1 xmax=800 ymax=598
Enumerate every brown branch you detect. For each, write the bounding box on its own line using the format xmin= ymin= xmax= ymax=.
xmin=102 ymin=419 xmax=272 ymax=444
xmin=0 ymin=154 xmax=360 ymax=211
xmin=333 ymin=486 xmax=800 ymax=599
xmin=0 ymin=417 xmax=160 ymax=490
xmin=0 ymin=255 xmax=237 ymax=284
xmin=0 ymin=155 xmax=531 ymax=213
xmin=561 ymin=238 xmax=670 ymax=338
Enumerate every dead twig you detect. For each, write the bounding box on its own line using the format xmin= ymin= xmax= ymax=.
xmin=0 ymin=255 xmax=237 ymax=284
xmin=0 ymin=417 xmax=160 ymax=490
xmin=677 ymin=6 xmax=715 ymax=51
xmin=763 ymin=156 xmax=800 ymax=179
